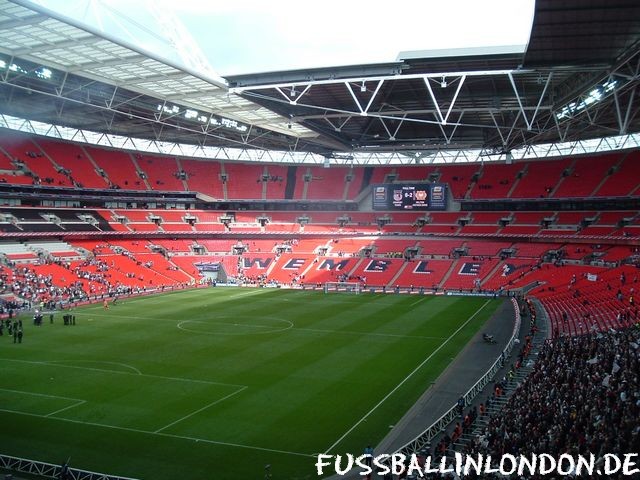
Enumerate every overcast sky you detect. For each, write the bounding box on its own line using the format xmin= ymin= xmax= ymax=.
xmin=32 ymin=0 xmax=536 ymax=77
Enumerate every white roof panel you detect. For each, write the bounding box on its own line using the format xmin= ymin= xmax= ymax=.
xmin=0 ymin=0 xmax=316 ymax=139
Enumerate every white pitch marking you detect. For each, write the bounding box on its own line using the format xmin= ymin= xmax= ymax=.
xmin=154 ymin=386 xmax=248 ymax=433
xmin=323 ymin=299 xmax=492 ymax=454
xmin=0 ymin=408 xmax=312 ymax=458
xmin=0 ymin=358 xmax=246 ymax=389
xmin=46 ymin=399 xmax=87 ymax=418
xmin=46 ymin=360 xmax=143 ymax=375
xmin=0 ymin=388 xmax=87 ymax=418
xmin=228 ymin=289 xmax=267 ymax=299
xmin=177 ymin=318 xmax=293 ymax=336
xmin=0 ymin=387 xmax=82 ymax=403
xmin=410 ymin=296 xmax=428 ymax=307
xmin=293 ymin=327 xmax=445 ymax=341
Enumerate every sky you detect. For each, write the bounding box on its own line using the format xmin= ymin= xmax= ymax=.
xmin=32 ymin=0 xmax=536 ymax=78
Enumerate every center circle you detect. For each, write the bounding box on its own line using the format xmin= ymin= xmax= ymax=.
xmin=177 ymin=315 xmax=293 ymax=336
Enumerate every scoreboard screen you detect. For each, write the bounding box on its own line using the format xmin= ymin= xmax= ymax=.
xmin=372 ymin=183 xmax=448 ymax=211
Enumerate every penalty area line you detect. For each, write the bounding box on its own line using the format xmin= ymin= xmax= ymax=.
xmin=0 ymin=408 xmax=312 ymax=458
xmin=410 ymin=296 xmax=428 ymax=307
xmin=154 ymin=386 xmax=248 ymax=433
xmin=46 ymin=399 xmax=87 ymax=418
xmin=323 ymin=299 xmax=492 ymax=454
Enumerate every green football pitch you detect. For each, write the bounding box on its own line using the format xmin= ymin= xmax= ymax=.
xmin=0 ymin=288 xmax=501 ymax=480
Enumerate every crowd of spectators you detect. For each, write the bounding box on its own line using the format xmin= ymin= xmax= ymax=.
xmin=457 ymin=327 xmax=640 ymax=479
xmin=0 ymin=251 xmax=185 ymax=310
xmin=0 ymin=264 xmax=89 ymax=305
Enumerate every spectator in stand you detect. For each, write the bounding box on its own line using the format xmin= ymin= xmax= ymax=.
xmin=460 ymin=328 xmax=640 ymax=479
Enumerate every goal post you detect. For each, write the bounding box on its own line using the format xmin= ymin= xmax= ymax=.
xmin=323 ymin=281 xmax=362 ymax=294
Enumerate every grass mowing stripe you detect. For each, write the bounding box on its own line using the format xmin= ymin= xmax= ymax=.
xmin=0 ymin=358 xmax=246 ymax=389
xmin=86 ymin=311 xmax=445 ymax=340
xmin=3 ymin=289 xmax=501 ymax=478
xmin=0 ymin=387 xmax=82 ymax=403
xmin=45 ymin=399 xmax=87 ymax=417
xmin=0 ymin=409 xmax=312 ymax=458
xmin=410 ymin=296 xmax=428 ymax=307
xmin=292 ymin=326 xmax=445 ymax=340
xmin=154 ymin=386 xmax=248 ymax=433
xmin=323 ymin=298 xmax=492 ymax=454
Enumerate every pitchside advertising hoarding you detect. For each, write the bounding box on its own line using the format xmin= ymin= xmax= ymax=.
xmin=372 ymin=183 xmax=448 ymax=211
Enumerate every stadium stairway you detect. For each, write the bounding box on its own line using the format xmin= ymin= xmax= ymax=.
xmin=506 ymin=163 xmax=525 ymax=198
xmin=479 ymin=259 xmax=507 ymax=288
xmin=128 ymin=154 xmax=152 ymax=190
xmin=387 ymin=261 xmax=410 ymax=288
xmin=437 ymin=260 xmax=458 ymax=289
xmin=451 ymin=302 xmax=549 ymax=458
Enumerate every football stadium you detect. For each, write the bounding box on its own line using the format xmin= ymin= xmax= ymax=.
xmin=0 ymin=1 xmax=639 ymax=479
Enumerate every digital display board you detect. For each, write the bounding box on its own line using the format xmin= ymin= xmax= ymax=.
xmin=372 ymin=183 xmax=448 ymax=210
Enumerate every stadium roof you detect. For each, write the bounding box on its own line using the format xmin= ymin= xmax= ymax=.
xmin=0 ymin=0 xmax=639 ymax=162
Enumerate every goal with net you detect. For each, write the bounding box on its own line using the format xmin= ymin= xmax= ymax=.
xmin=323 ymin=281 xmax=362 ymax=294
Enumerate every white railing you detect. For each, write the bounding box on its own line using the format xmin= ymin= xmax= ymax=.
xmin=1 ymin=113 xmax=639 ymax=165
xmin=394 ymin=297 xmax=522 ymax=456
xmin=0 ymin=453 xmax=139 ymax=480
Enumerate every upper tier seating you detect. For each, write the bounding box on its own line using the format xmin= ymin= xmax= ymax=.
xmin=594 ymin=150 xmax=640 ymax=197
xmin=263 ymin=165 xmax=288 ymax=200
xmin=1 ymin=137 xmax=72 ymax=187
xmin=510 ymin=158 xmax=572 ymax=198
xmin=86 ymin=146 xmax=144 ymax=190
xmin=394 ymin=166 xmax=436 ymax=181
xmin=437 ymin=164 xmax=479 ymax=199
xmin=36 ymin=139 xmax=108 ymax=189
xmin=345 ymin=167 xmax=365 ymax=200
xmin=0 ymin=148 xmax=16 ymax=170
xmin=181 ymin=159 xmax=224 ymax=198
xmin=468 ymin=162 xmax=522 ymax=199
xmin=0 ymin=135 xmax=638 ymax=202
xmin=224 ymin=162 xmax=265 ymax=200
xmin=369 ymin=167 xmax=396 ymax=184
xmin=136 ymin=154 xmax=186 ymax=191
xmin=304 ymin=167 xmax=350 ymax=200
xmin=553 ymin=154 xmax=620 ymax=198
